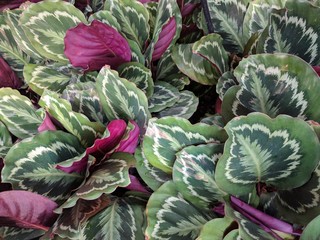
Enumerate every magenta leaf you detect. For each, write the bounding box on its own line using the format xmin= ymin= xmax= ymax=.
xmin=38 ymin=112 xmax=57 ymax=133
xmin=0 ymin=190 xmax=58 ymax=231
xmin=115 ymin=120 xmax=140 ymax=154
xmin=0 ymin=0 xmax=42 ymax=11
xmin=0 ymin=57 xmax=22 ymax=89
xmin=56 ymin=153 xmax=89 ymax=174
xmin=64 ymin=20 xmax=131 ymax=71
xmin=125 ymin=174 xmax=150 ymax=194
xmin=313 ymin=66 xmax=320 ymax=76
xmin=86 ymin=119 xmax=127 ymax=159
xmin=152 ymin=17 xmax=177 ymax=61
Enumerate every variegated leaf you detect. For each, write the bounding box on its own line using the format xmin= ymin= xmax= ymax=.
xmin=156 ymin=90 xmax=199 ymax=119
xmin=216 ymin=71 xmax=237 ymax=100
xmin=84 ymin=197 xmax=145 ymax=240
xmin=135 ymin=147 xmax=171 ymax=191
xmin=0 ymin=227 xmax=44 ymax=240
xmin=128 ymin=39 xmax=146 ymax=64
xmin=148 ymin=81 xmax=179 ymax=113
xmin=200 ymin=115 xmax=225 ymax=128
xmin=156 ymin=51 xmax=181 ymax=81
xmin=0 ymin=14 xmax=29 ymax=76
xmin=96 ymin=66 xmax=150 ymax=134
xmin=0 ymin=88 xmax=43 ymax=139
xmin=4 ymin=10 xmax=42 ymax=60
xmin=192 ymin=33 xmax=229 ymax=75
xmin=243 ymin=0 xmax=285 ymax=40
xmin=1 ymin=131 xmax=85 ymax=202
xmin=20 ymin=0 xmax=87 ymax=62
xmin=88 ymin=10 xmax=121 ymax=31
xmin=118 ymin=62 xmax=154 ymax=98
xmin=74 ymin=152 xmax=134 ymax=201
xmin=266 ymin=163 xmax=320 ymax=225
xmin=144 ymin=0 xmax=182 ymax=63
xmin=142 ymin=116 xmax=227 ymax=173
xmin=216 ymin=113 xmax=320 ymax=196
xmin=146 ymin=181 xmax=215 ymax=240
xmin=39 ymin=91 xmax=105 ymax=147
xmin=0 ymin=121 xmax=12 ymax=158
xmin=230 ymin=53 xmax=320 ymax=120
xmin=196 ymin=217 xmax=234 ymax=240
xmin=206 ymin=0 xmax=250 ymax=53
xmin=62 ymin=82 xmax=108 ymax=124
xmin=173 ymin=144 xmax=226 ymax=208
xmin=171 ymin=43 xmax=220 ymax=85
xmin=23 ymin=64 xmax=71 ymax=95
xmin=50 ymin=195 xmax=112 ymax=240
xmin=257 ymin=0 xmax=320 ymax=65
xmin=104 ymin=0 xmax=149 ymax=50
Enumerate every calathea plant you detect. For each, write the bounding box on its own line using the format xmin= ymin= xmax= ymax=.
xmin=1 ymin=0 xmax=320 ymax=239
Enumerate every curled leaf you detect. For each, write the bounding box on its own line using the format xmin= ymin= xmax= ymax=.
xmin=64 ymin=20 xmax=131 ymax=71
xmin=38 ymin=112 xmax=57 ymax=133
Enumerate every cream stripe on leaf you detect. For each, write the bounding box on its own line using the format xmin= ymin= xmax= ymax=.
xmin=257 ymin=0 xmax=320 ymax=65
xmin=1 ymin=131 xmax=85 ymax=203
xmin=20 ymin=0 xmax=87 ymax=63
xmin=0 ymin=121 xmax=12 ymax=158
xmin=0 ymin=88 xmax=43 ymax=139
xmin=215 ymin=113 xmax=320 ymax=197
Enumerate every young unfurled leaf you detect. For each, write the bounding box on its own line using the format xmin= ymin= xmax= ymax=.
xmin=145 ymin=181 xmax=215 ymax=240
xmin=2 ymin=131 xmax=85 ymax=202
xmin=96 ymin=66 xmax=150 ymax=135
xmin=0 ymin=190 xmax=58 ymax=231
xmin=20 ymin=0 xmax=87 ymax=62
xmin=142 ymin=116 xmax=227 ymax=173
xmin=216 ymin=113 xmax=320 ymax=196
xmin=0 ymin=88 xmax=43 ymax=139
xmin=64 ymin=20 xmax=131 ymax=71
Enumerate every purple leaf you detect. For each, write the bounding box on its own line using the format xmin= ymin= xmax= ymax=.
xmin=0 ymin=57 xmax=22 ymax=89
xmin=114 ymin=120 xmax=140 ymax=154
xmin=181 ymin=3 xmax=198 ymax=18
xmin=38 ymin=112 xmax=57 ymax=133
xmin=0 ymin=190 xmax=58 ymax=231
xmin=86 ymin=119 xmax=127 ymax=159
xmin=230 ymin=196 xmax=301 ymax=236
xmin=56 ymin=154 xmax=89 ymax=174
xmin=64 ymin=20 xmax=131 ymax=71
xmin=125 ymin=174 xmax=150 ymax=194
xmin=0 ymin=0 xmax=42 ymax=11
xmin=313 ymin=66 xmax=320 ymax=76
xmin=152 ymin=17 xmax=177 ymax=61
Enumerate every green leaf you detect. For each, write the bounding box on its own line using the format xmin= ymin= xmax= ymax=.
xmin=216 ymin=71 xmax=237 ymax=100
xmin=223 ymin=229 xmax=240 ymax=240
xmin=104 ymin=0 xmax=149 ymax=50
xmin=172 ymin=42 xmax=220 ymax=85
xmin=96 ymin=66 xmax=150 ymax=134
xmin=62 ymin=82 xmax=108 ymax=124
xmin=74 ymin=153 xmax=134 ymax=200
xmin=23 ymin=64 xmax=71 ymax=95
xmin=135 ymin=147 xmax=171 ymax=191
xmin=0 ymin=14 xmax=29 ymax=75
xmin=192 ymin=33 xmax=229 ymax=75
xmin=257 ymin=0 xmax=320 ymax=65
xmin=231 ymin=53 xmax=320 ymax=120
xmin=142 ymin=116 xmax=227 ymax=173
xmin=196 ymin=217 xmax=234 ymax=240
xmin=243 ymin=0 xmax=285 ymax=40
xmin=173 ymin=144 xmax=226 ymax=208
xmin=4 ymin=10 xmax=42 ymax=60
xmin=118 ymin=62 xmax=154 ymax=98
xmin=84 ymin=197 xmax=145 ymax=240
xmin=0 ymin=227 xmax=44 ymax=240
xmin=156 ymin=90 xmax=199 ymax=119
xmin=267 ymin=163 xmax=320 ymax=225
xmin=145 ymin=181 xmax=215 ymax=240
xmin=148 ymin=81 xmax=179 ymax=113
xmin=2 ymin=131 xmax=85 ymax=202
xmin=88 ymin=10 xmax=121 ymax=31
xmin=20 ymin=0 xmax=87 ymax=62
xmin=206 ymin=0 xmax=250 ymax=53
xmin=144 ymin=0 xmax=182 ymax=62
xmin=216 ymin=113 xmax=320 ymax=196
xmin=39 ymin=91 xmax=105 ymax=147
xmin=156 ymin=51 xmax=181 ymax=81
xmin=0 ymin=121 xmax=12 ymax=158
xmin=0 ymin=88 xmax=43 ymax=139
xmin=301 ymin=214 xmax=320 ymax=240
